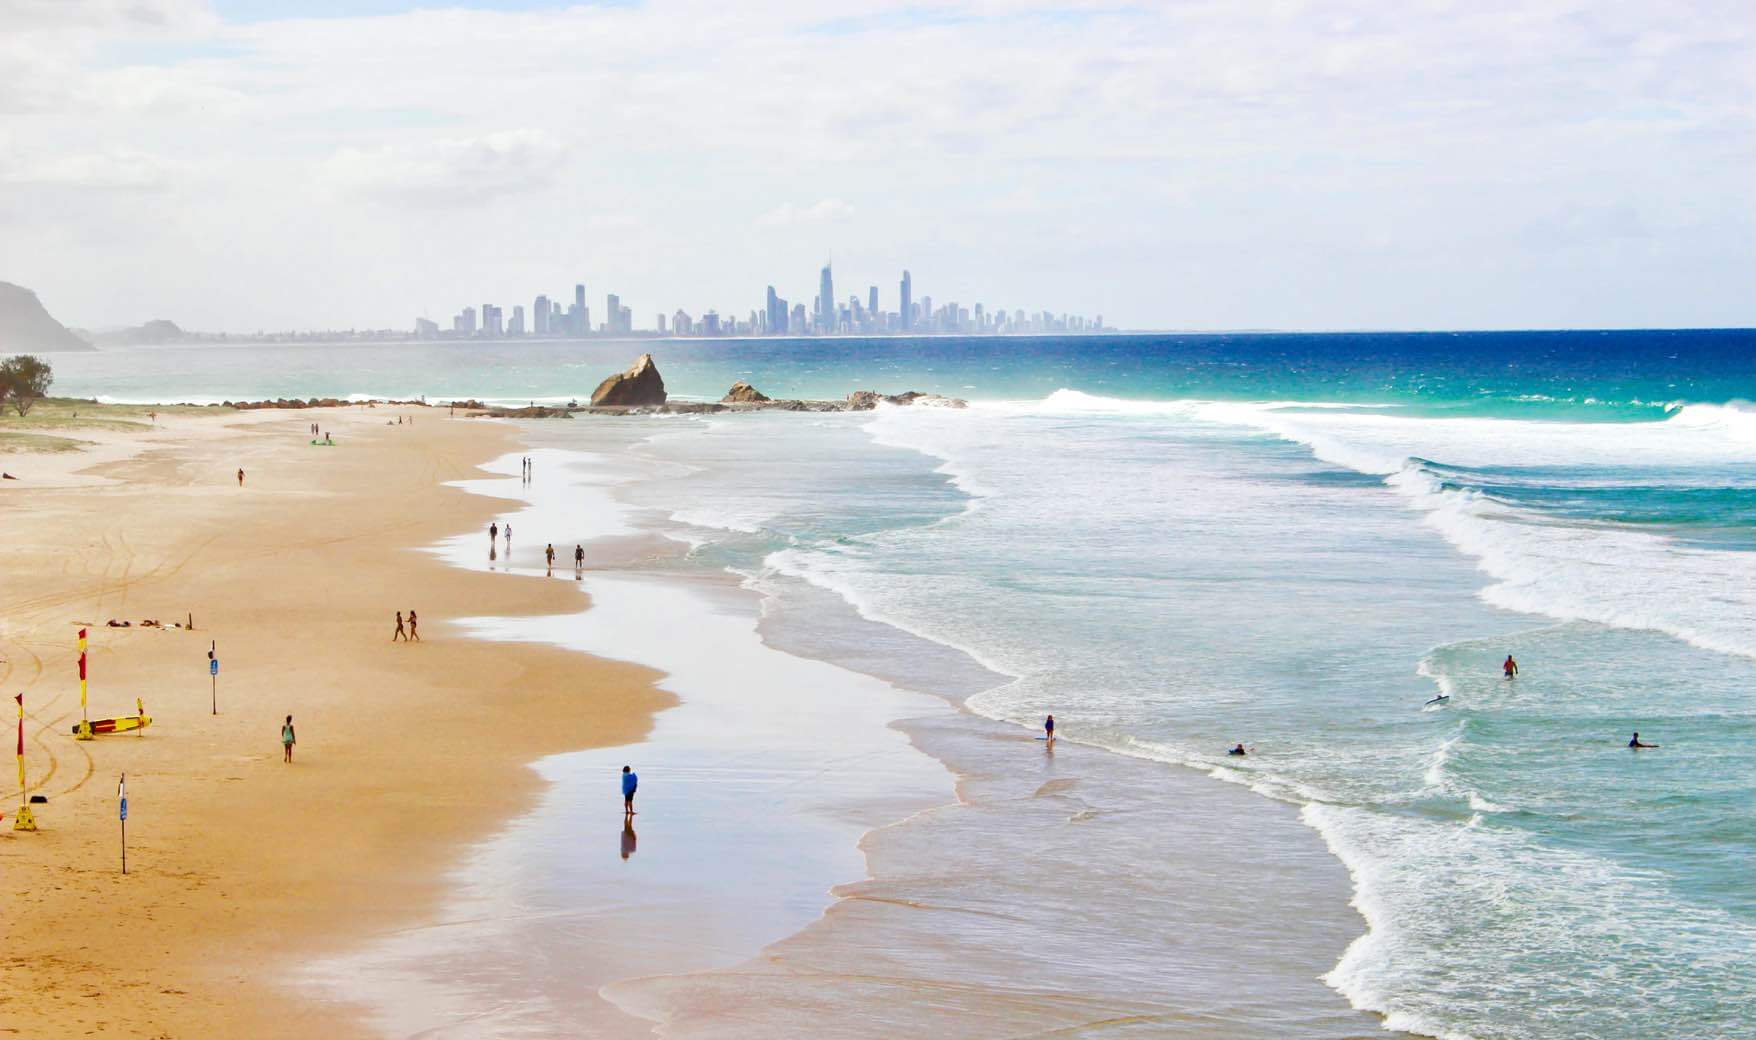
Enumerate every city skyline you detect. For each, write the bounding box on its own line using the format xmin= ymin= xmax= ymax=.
xmin=418 ymin=262 xmax=1105 ymax=341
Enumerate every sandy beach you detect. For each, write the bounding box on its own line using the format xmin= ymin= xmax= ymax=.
xmin=0 ymin=405 xmax=670 ymax=1037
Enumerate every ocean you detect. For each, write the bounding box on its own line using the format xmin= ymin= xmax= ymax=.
xmin=56 ymin=331 xmax=1756 ymax=1038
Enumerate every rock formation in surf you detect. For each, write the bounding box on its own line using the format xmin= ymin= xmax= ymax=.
xmin=722 ymin=381 xmax=770 ymax=404
xmin=591 ymin=354 xmax=667 ymax=407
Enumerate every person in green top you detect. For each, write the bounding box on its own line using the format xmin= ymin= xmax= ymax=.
xmin=282 ymin=715 xmax=296 ymax=763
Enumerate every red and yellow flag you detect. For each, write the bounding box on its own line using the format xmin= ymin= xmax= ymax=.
xmin=78 ymin=627 xmax=88 ymax=716
xmin=15 ymin=693 xmax=23 ymax=796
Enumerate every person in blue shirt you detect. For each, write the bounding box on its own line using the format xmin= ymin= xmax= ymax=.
xmin=621 ymin=765 xmax=638 ymax=817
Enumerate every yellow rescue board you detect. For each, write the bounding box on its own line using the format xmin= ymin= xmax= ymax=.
xmin=73 ymin=715 xmax=152 ymax=735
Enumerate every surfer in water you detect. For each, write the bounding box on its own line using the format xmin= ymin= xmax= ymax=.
xmin=1044 ymin=714 xmax=1055 ymax=746
xmin=1503 ymin=654 xmax=1518 ymax=679
xmin=1228 ymin=743 xmax=1247 ymax=756
xmin=1629 ymin=732 xmax=1657 ymax=749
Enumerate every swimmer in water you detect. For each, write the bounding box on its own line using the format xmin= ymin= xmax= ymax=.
xmin=1629 ymin=731 xmax=1656 ymax=749
xmin=1228 ymin=743 xmax=1247 ymax=756
xmin=1503 ymin=654 xmax=1518 ymax=679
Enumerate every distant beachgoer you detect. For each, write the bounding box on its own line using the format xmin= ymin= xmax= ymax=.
xmin=1629 ymin=731 xmax=1656 ymax=749
xmin=1228 ymin=743 xmax=1247 ymax=756
xmin=1503 ymin=654 xmax=1518 ymax=679
xmin=622 ymin=765 xmax=638 ymax=816
xmin=574 ymin=544 xmax=584 ymax=569
xmin=282 ymin=715 xmax=296 ymax=763
xmin=325 ymin=432 xmax=333 ymax=445
xmin=504 ymin=523 xmax=512 ymax=544
xmin=490 ymin=522 xmax=498 ymax=542
xmin=393 ymin=611 xmax=407 ymax=641
xmin=1044 ymin=714 xmax=1055 ymax=746
xmin=237 ymin=468 xmax=245 ymax=486
xmin=621 ymin=819 xmax=638 ymax=860
xmin=408 ymin=609 xmax=420 ymax=642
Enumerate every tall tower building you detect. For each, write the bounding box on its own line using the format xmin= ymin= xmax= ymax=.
xmin=817 ymin=263 xmax=834 ymax=334
xmin=899 ymin=270 xmax=912 ymax=331
xmin=868 ymin=286 xmax=878 ymax=318
xmin=534 ymin=294 xmax=549 ymax=335
xmin=606 ymin=294 xmax=621 ymax=334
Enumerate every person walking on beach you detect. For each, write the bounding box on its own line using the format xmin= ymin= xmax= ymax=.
xmin=622 ymin=765 xmax=638 ymax=817
xmin=574 ymin=544 xmax=584 ymax=571
xmin=504 ymin=522 xmax=512 ymax=545
xmin=393 ymin=611 xmax=407 ymax=641
xmin=407 ymin=609 xmax=420 ymax=642
xmin=490 ymin=522 xmax=498 ymax=542
xmin=237 ymin=467 xmax=245 ymax=487
xmin=1503 ymin=654 xmax=1519 ymax=679
xmin=545 ymin=543 xmax=556 ymax=573
xmin=282 ymin=715 xmax=296 ymax=763
xmin=1044 ymin=714 xmax=1055 ymax=746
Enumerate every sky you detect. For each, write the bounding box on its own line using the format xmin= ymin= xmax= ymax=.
xmin=2 ymin=0 xmax=1755 ymax=332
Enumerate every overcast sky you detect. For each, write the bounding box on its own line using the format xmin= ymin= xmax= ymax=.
xmin=2 ymin=0 xmax=1754 ymax=332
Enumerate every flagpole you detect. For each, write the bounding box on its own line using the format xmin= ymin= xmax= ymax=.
xmin=76 ymin=628 xmax=92 ymax=741
xmin=14 ymin=693 xmax=36 ymax=831
xmin=119 ymin=773 xmax=127 ymax=875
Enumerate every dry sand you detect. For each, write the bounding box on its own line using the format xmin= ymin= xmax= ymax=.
xmin=0 ymin=405 xmax=670 ymax=1037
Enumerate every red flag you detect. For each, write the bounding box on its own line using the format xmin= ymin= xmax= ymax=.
xmin=15 ymin=693 xmax=21 ymax=757
xmin=79 ymin=654 xmax=87 ymax=680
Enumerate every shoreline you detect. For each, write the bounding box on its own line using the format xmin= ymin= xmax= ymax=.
xmin=341 ymin=424 xmax=1410 ymax=1038
xmin=4 ymin=402 xmax=1410 ymax=1039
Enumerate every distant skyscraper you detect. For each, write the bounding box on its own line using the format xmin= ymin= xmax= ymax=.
xmin=899 ymin=270 xmax=912 ymax=331
xmin=868 ymin=285 xmax=878 ymax=318
xmin=656 ymin=313 xmax=667 ymax=335
xmin=791 ymin=302 xmax=807 ymax=334
xmin=606 ymin=294 xmax=621 ymax=334
xmin=414 ymin=317 xmax=438 ymax=338
xmin=766 ymin=285 xmax=790 ymax=334
xmin=534 ymin=295 xmax=549 ymax=335
xmin=460 ymin=306 xmax=477 ymax=336
xmin=510 ymin=305 xmax=525 ymax=336
xmin=817 ymin=263 xmax=834 ymax=333
xmin=574 ymin=284 xmax=586 ymax=334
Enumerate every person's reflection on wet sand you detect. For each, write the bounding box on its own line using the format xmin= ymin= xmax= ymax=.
xmin=620 ymin=820 xmax=638 ymax=861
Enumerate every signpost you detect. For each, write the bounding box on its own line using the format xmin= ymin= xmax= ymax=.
xmin=119 ymin=773 xmax=128 ymax=874
xmin=208 ymin=642 xmax=219 ymax=715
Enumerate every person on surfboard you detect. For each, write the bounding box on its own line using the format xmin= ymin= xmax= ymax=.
xmin=1503 ymin=654 xmax=1518 ymax=679
xmin=1228 ymin=743 xmax=1247 ymax=756
xmin=1629 ymin=732 xmax=1657 ymax=749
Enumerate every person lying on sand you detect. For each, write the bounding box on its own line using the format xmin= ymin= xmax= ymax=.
xmin=107 ymin=619 xmax=131 ymax=627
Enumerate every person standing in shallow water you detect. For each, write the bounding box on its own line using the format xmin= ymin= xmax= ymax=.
xmin=1503 ymin=654 xmax=1518 ymax=679
xmin=282 ymin=715 xmax=296 ymax=763
xmin=490 ymin=522 xmax=498 ymax=542
xmin=622 ymin=765 xmax=638 ymax=817
xmin=1044 ymin=714 xmax=1055 ymax=746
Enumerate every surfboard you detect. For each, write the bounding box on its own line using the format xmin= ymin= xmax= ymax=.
xmin=73 ymin=715 xmax=152 ymax=735
xmin=1426 ymin=695 xmax=1450 ymax=705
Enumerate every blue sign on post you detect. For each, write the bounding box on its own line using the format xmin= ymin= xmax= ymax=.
xmin=210 ymin=658 xmax=219 ymax=676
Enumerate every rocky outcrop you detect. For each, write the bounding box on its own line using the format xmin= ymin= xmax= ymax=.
xmin=0 ymin=281 xmax=92 ymax=352
xmin=591 ymin=354 xmax=667 ymax=407
xmin=845 ymin=389 xmax=967 ymax=410
xmin=722 ymin=381 xmax=770 ymax=404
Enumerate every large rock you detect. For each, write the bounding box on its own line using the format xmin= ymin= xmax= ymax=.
xmin=591 ymin=354 xmax=667 ymax=407
xmin=722 ymin=381 xmax=771 ymax=404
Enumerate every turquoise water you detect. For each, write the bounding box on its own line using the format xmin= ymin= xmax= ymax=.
xmin=60 ymin=332 xmax=1756 ymax=1038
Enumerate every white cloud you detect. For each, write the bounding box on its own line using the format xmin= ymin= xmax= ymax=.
xmin=756 ymin=198 xmax=856 ymax=228
xmin=322 ymin=129 xmax=567 ymax=207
